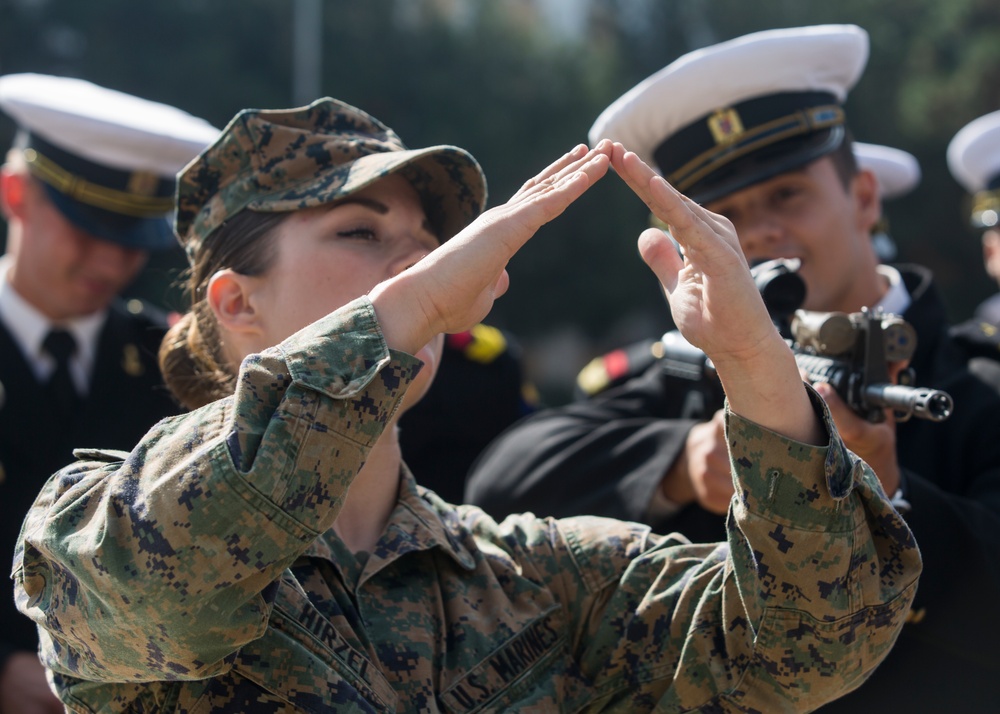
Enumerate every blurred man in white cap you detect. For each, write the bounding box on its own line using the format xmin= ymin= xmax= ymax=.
xmin=554 ymin=140 xmax=922 ymax=403
xmin=948 ymin=108 xmax=1000 ymax=328
xmin=466 ymin=24 xmax=1000 ymax=711
xmin=854 ymin=141 xmax=921 ymax=262
xmin=0 ymin=73 xmax=218 ymax=713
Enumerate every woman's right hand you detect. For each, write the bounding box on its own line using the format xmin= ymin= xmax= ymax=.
xmin=611 ymin=144 xmax=823 ymax=446
xmin=369 ymin=141 xmax=612 ymax=355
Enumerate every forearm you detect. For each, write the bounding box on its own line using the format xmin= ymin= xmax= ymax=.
xmin=558 ymin=387 xmax=921 ymax=710
xmin=707 ymin=390 xmax=920 ymax=708
xmin=713 ymin=334 xmax=823 ymax=446
xmin=15 ymin=298 xmax=418 ymax=681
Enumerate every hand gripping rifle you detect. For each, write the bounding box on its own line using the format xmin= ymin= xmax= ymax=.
xmin=658 ymin=259 xmax=953 ymax=423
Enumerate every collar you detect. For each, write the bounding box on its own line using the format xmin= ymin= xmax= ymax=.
xmin=307 ymin=466 xmax=476 ymax=589
xmin=875 ymin=264 xmax=912 ymax=316
xmin=0 ymin=255 xmax=106 ymax=388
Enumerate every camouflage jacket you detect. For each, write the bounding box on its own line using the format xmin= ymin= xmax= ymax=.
xmin=13 ymin=297 xmax=921 ymax=713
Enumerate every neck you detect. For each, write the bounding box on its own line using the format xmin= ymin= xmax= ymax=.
xmin=835 ymin=249 xmax=890 ymax=314
xmin=333 ymin=423 xmax=402 ymax=553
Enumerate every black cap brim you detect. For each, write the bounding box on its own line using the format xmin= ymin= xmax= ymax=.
xmin=684 ymin=125 xmax=846 ymax=205
xmin=42 ymin=183 xmax=176 ymax=250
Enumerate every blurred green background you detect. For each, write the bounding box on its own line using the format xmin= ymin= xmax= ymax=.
xmin=3 ymin=0 xmax=999 ymax=402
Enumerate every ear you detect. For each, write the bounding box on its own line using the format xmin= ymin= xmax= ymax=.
xmin=983 ymin=229 xmax=1000 ymax=280
xmin=852 ymin=168 xmax=882 ymax=234
xmin=206 ymin=269 xmax=264 ymax=337
xmin=0 ymin=168 xmax=28 ymax=222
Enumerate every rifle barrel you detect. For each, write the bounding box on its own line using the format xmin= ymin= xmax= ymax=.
xmin=863 ymin=384 xmax=954 ymax=422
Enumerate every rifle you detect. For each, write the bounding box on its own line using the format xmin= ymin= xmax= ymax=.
xmin=658 ymin=259 xmax=953 ymax=423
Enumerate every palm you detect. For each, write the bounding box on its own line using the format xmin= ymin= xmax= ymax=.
xmin=611 ymin=146 xmax=773 ymax=362
xmin=371 ymin=143 xmax=612 ymax=353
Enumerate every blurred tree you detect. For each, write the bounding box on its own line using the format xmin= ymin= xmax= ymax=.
xmin=1 ymin=0 xmax=998 ymax=399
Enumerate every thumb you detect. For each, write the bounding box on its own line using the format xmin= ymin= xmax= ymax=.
xmin=638 ymin=228 xmax=684 ymax=294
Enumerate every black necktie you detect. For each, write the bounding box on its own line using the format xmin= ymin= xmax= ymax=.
xmin=43 ymin=328 xmax=80 ymax=418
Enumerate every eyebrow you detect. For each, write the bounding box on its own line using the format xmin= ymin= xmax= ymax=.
xmin=335 ymin=196 xmax=437 ymax=237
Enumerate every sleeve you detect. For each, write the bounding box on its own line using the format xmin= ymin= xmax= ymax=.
xmin=12 ymin=297 xmax=422 ymax=682
xmin=464 ymin=364 xmax=718 ymax=524
xmin=540 ymin=388 xmax=921 ymax=711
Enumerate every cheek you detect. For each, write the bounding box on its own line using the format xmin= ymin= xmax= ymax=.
xmin=124 ymin=252 xmax=149 ymax=279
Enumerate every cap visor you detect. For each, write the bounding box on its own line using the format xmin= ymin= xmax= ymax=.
xmin=42 ymin=183 xmax=177 ymax=250
xmin=246 ymin=145 xmax=487 ymax=240
xmin=687 ymin=126 xmax=845 ymax=205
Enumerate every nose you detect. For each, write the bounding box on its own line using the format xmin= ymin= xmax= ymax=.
xmin=84 ymin=233 xmax=146 ymax=276
xmin=733 ymin=210 xmax=785 ymax=260
xmin=388 ymin=236 xmax=431 ymax=278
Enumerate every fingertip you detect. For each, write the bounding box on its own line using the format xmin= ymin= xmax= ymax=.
xmin=636 ymin=226 xmax=667 ymax=256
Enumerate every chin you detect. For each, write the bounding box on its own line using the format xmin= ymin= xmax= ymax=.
xmin=399 ymin=337 xmax=443 ymax=414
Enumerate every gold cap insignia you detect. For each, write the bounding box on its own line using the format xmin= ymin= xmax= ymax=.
xmin=708 ymin=108 xmax=745 ymax=146
xmin=126 ymin=170 xmax=161 ymax=197
xmin=122 ymin=343 xmax=145 ymax=377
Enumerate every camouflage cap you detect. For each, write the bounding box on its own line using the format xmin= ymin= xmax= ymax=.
xmin=174 ymin=97 xmax=488 ymax=259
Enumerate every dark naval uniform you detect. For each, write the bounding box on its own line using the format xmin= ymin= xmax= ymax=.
xmin=13 ymin=298 xmax=921 ymax=712
xmin=0 ymin=298 xmax=180 ymax=672
xmin=465 ymin=264 xmax=1000 ymax=711
xmin=974 ymin=292 xmax=1000 ymax=328
xmin=398 ymin=323 xmax=536 ymax=504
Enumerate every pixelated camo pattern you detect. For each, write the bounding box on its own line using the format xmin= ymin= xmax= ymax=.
xmin=14 ymin=300 xmax=920 ymax=713
xmin=174 ymin=98 xmax=488 ymax=260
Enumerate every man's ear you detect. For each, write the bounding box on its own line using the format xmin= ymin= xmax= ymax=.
xmin=983 ymin=229 xmax=1000 ymax=281
xmin=852 ymin=168 xmax=882 ymax=233
xmin=206 ymin=269 xmax=264 ymax=337
xmin=0 ymin=169 xmax=28 ymax=222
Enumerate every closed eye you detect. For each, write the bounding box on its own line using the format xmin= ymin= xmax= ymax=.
xmin=337 ymin=226 xmax=378 ymax=241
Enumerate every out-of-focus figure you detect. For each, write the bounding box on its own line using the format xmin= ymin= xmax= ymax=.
xmin=0 ymin=73 xmax=218 ymax=714
xmin=854 ymin=141 xmax=921 ymax=262
xmin=948 ymin=108 xmax=1000 ymax=328
xmin=466 ymin=25 xmax=1000 ymax=712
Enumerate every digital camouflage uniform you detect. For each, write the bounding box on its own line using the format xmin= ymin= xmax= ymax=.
xmin=14 ymin=297 xmax=921 ymax=713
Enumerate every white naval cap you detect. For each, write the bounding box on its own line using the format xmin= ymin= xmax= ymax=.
xmin=853 ymin=143 xmax=919 ymax=261
xmin=589 ymin=24 xmax=869 ymax=205
xmin=946 ymin=109 xmax=1000 ymax=228
xmin=854 ymin=142 xmax=921 ymax=200
xmin=0 ymin=73 xmax=220 ymax=248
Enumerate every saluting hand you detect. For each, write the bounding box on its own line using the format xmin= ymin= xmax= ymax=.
xmin=611 ymin=144 xmax=823 ymax=445
xmin=371 ymin=141 xmax=612 ymax=355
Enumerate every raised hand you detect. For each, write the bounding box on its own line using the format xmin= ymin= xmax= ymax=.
xmin=611 ymin=144 xmax=822 ymax=445
xmin=609 ymin=145 xmax=773 ymax=361
xmin=371 ymin=141 xmax=612 ymax=354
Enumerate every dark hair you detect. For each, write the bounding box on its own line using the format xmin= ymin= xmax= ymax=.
xmin=828 ymin=132 xmax=859 ymax=190
xmin=159 ymin=210 xmax=286 ymax=409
